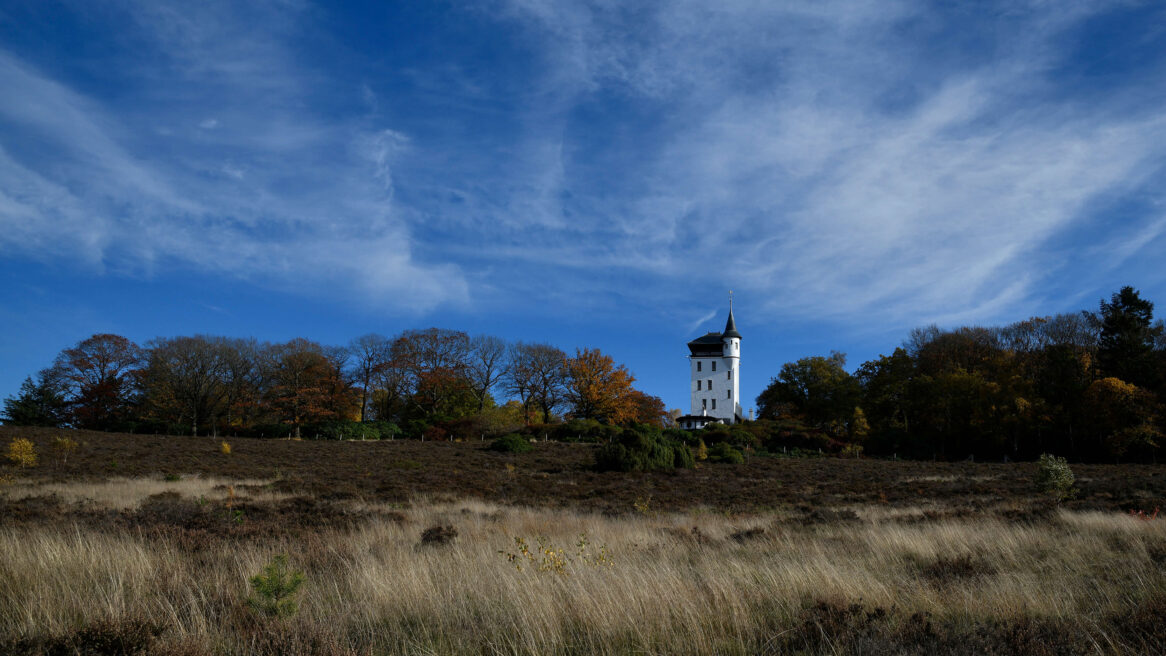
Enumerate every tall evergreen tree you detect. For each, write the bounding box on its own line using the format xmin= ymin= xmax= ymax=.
xmin=1098 ymin=286 xmax=1160 ymax=388
xmin=1 ymin=371 xmax=67 ymax=427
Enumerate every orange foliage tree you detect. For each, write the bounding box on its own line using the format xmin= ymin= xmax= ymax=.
xmin=564 ymin=348 xmax=664 ymax=427
xmin=565 ymin=348 xmax=636 ymax=425
xmin=265 ymin=339 xmax=356 ymax=437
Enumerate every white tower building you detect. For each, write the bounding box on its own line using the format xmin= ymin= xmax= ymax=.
xmin=679 ymin=295 xmax=743 ymax=429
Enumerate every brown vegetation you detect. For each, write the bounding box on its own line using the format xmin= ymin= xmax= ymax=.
xmin=2 ymin=426 xmax=1166 ymax=654
xmin=4 ymin=426 xmax=1165 ymax=517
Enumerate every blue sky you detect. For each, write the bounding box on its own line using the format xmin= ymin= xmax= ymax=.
xmin=2 ymin=0 xmax=1165 ymax=414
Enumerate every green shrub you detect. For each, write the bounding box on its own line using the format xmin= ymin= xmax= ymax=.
xmin=667 ymin=427 xmax=702 ymax=447
xmin=758 ymin=418 xmax=841 ymax=455
xmin=595 ymin=425 xmax=694 ymax=472
xmin=700 ymin=424 xmax=761 ymax=450
xmin=554 ymin=418 xmax=622 ymax=443
xmin=1034 ymin=453 xmax=1075 ymax=501
xmin=369 ymin=421 xmax=399 ymax=439
xmin=489 ymin=434 xmax=533 ymax=453
xmin=247 ymin=554 xmax=305 ymax=619
xmin=707 ymin=441 xmax=745 ymax=464
xmin=302 ymin=419 xmax=396 ymax=440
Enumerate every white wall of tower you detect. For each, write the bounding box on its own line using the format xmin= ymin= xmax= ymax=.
xmin=724 ymin=336 xmax=741 ymax=420
xmin=689 ymin=335 xmax=741 ymax=423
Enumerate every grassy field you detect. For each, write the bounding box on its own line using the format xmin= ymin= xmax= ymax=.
xmin=1 ymin=427 xmax=1165 ymax=654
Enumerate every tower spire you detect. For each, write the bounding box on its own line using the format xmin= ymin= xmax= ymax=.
xmin=723 ymin=291 xmax=742 ymax=340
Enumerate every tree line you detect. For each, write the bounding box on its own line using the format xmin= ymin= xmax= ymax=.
xmin=2 ymin=328 xmax=667 ymax=440
xmin=756 ymin=286 xmax=1166 ymax=462
xmin=6 ymin=285 xmax=1162 ymax=463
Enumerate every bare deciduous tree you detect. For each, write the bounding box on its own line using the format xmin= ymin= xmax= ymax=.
xmin=467 ymin=335 xmax=508 ymax=413
xmin=347 ymin=333 xmax=391 ymax=422
xmin=506 ymin=342 xmax=567 ymax=424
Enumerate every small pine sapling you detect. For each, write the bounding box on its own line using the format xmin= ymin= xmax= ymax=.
xmin=247 ymin=554 xmax=305 ymax=619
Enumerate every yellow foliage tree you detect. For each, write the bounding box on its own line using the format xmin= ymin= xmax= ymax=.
xmin=6 ymin=438 xmax=37 ymax=468
xmin=50 ymin=437 xmax=77 ymax=466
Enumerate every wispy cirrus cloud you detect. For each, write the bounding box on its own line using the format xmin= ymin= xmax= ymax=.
xmin=1 ymin=0 xmax=1164 ymax=329
xmin=0 ymin=0 xmax=467 ymax=312
xmin=457 ymin=0 xmax=1166 ymax=325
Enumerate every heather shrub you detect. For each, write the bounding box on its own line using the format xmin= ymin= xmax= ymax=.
xmin=730 ymin=527 xmax=766 ymax=542
xmin=135 ymin=491 xmax=205 ymax=527
xmin=919 ymin=553 xmax=996 ymax=585
xmin=420 ymin=524 xmax=458 ymax=546
xmin=489 ymin=433 xmax=532 ymax=453
xmin=1034 ymin=453 xmax=1075 ymax=501
xmin=6 ymin=617 xmax=164 ymax=655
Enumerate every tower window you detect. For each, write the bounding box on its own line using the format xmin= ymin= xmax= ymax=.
xmin=728 ymin=371 xmax=731 ymax=380
xmin=696 ymin=380 xmax=701 ymax=391
xmin=712 ymin=362 xmax=717 ymax=372
xmin=712 ymin=399 xmax=717 ymax=410
xmin=702 ymin=399 xmax=707 ymax=410
xmin=708 ymin=380 xmax=713 ymax=391
xmin=697 ymin=361 xmax=702 ymax=372
xmin=727 ymin=390 xmax=731 ymax=399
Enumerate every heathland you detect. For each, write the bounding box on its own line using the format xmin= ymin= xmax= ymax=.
xmin=2 ymin=427 xmax=1166 ymax=655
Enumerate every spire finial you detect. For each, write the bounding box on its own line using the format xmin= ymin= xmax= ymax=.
xmin=729 ymin=290 xmax=733 ymax=313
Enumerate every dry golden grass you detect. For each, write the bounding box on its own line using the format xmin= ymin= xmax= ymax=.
xmin=1 ymin=479 xmax=1165 ymax=654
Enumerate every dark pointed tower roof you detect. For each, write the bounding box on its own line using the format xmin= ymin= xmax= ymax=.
xmin=723 ymin=309 xmax=742 ymax=340
xmin=723 ymin=292 xmax=742 ymax=340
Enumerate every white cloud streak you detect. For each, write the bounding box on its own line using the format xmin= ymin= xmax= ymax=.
xmin=1 ymin=0 xmax=1163 ymax=327
xmin=0 ymin=2 xmax=467 ymax=312
xmin=480 ymin=0 xmax=1166 ymax=325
